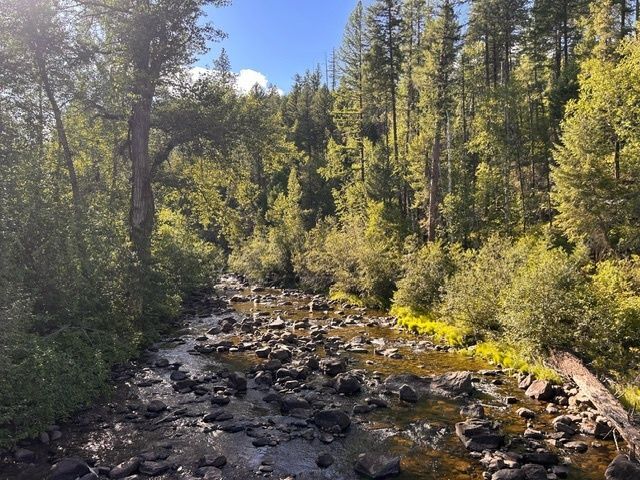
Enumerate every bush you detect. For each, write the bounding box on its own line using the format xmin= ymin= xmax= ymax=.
xmin=577 ymin=258 xmax=640 ymax=371
xmin=393 ymin=239 xmax=456 ymax=311
xmin=294 ymin=201 xmax=402 ymax=307
xmin=439 ymin=235 xmax=530 ymax=333
xmin=228 ymin=228 xmax=290 ymax=285
xmin=498 ymin=242 xmax=583 ymax=355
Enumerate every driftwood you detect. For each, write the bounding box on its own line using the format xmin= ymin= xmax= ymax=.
xmin=549 ymin=351 xmax=640 ymax=458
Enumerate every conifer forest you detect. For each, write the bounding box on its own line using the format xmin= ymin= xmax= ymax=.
xmin=1 ymin=1 xmax=640 ymax=479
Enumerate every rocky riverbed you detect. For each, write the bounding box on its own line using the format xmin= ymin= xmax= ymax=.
xmin=1 ymin=275 xmax=637 ymax=480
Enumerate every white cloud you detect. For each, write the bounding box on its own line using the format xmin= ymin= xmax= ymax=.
xmin=186 ymin=66 xmax=283 ymax=95
xmin=236 ymin=69 xmax=269 ymax=93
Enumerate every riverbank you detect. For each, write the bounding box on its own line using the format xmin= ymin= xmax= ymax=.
xmin=1 ymin=275 xmax=634 ymax=480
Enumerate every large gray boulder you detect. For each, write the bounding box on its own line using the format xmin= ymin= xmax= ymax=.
xmin=455 ymin=419 xmax=504 ymax=452
xmin=49 ymin=457 xmax=92 ymax=480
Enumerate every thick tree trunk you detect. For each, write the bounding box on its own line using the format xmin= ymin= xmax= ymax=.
xmin=428 ymin=123 xmax=442 ymax=242
xmin=129 ymin=92 xmax=155 ymax=266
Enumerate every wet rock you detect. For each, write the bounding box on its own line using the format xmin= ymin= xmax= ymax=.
xmin=353 ymin=404 xmax=375 ymax=414
xmin=155 ymin=358 xmax=169 ymax=368
xmin=516 ymin=408 xmax=535 ymax=419
xmin=525 ymin=380 xmax=553 ymax=401
xmin=455 ymin=419 xmax=504 ymax=452
xmin=269 ymin=317 xmax=286 ymax=329
xmin=523 ymin=428 xmax=544 ymax=440
xmin=309 ymin=300 xmax=330 ymax=312
xmin=256 ymin=347 xmax=271 ymax=358
xmin=521 ymin=452 xmax=558 ymax=467
xmin=230 ymin=295 xmax=249 ymax=302
xmin=227 ymin=372 xmax=247 ymax=392
xmin=210 ymin=395 xmax=230 ymax=406
xmin=580 ymin=417 xmax=611 ymax=439
xmin=281 ymin=395 xmax=311 ymax=412
xmin=109 ymin=458 xmax=140 ymax=479
xmin=316 ymin=453 xmax=334 ymax=468
xmin=335 ymin=373 xmax=362 ymax=395
xmin=254 ymin=371 xmax=273 ymax=386
xmin=198 ymin=455 xmax=227 ymax=468
xmin=518 ymin=374 xmax=534 ymax=390
xmin=40 ymin=431 xmax=50 ymax=444
xmin=270 ymin=348 xmax=292 ymax=362
xmin=521 ymin=464 xmax=547 ymax=480
xmin=399 ymin=384 xmax=418 ymax=403
xmin=146 ymin=400 xmax=167 ymax=413
xmin=491 ymin=469 xmax=524 ymax=480
xmin=564 ymin=441 xmax=588 ymax=453
xmin=170 ymin=371 xmax=188 ymax=381
xmin=365 ymin=397 xmax=389 ymax=408
xmin=385 ymin=371 xmax=473 ymax=398
xmin=139 ymin=460 xmax=171 ymax=476
xmin=50 ymin=457 xmax=92 ymax=480
xmin=605 ymin=455 xmax=640 ymax=480
xmin=313 ymin=409 xmax=351 ymax=432
xmin=320 ymin=357 xmax=346 ymax=376
xmin=460 ymin=404 xmax=485 ymax=419
xmin=354 ymin=453 xmax=401 ymax=479
xmin=15 ymin=448 xmax=35 ymax=463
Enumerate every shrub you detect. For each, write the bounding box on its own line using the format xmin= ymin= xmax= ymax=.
xmin=228 ymin=228 xmax=290 ymax=285
xmin=439 ymin=235 xmax=530 ymax=333
xmin=393 ymin=239 xmax=455 ymax=311
xmin=498 ymin=242 xmax=583 ymax=355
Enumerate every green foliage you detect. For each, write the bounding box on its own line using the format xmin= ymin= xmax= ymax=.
xmin=393 ymin=239 xmax=455 ymax=311
xmin=498 ymin=242 xmax=583 ymax=355
xmin=439 ymin=235 xmax=529 ymax=332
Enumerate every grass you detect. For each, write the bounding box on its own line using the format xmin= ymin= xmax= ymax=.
xmin=329 ymin=289 xmax=386 ymax=309
xmin=467 ymin=341 xmax=562 ymax=382
xmin=390 ymin=305 xmax=472 ymax=347
xmin=619 ymin=384 xmax=640 ymax=411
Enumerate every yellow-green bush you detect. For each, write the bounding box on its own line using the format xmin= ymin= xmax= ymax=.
xmin=469 ymin=342 xmax=562 ymax=382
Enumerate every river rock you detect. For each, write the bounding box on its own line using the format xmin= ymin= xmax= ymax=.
xmin=491 ymin=469 xmax=525 ymax=480
xmin=313 ymin=409 xmax=351 ymax=432
xmin=521 ymin=452 xmax=558 ymax=466
xmin=198 ymin=454 xmax=227 ymax=468
xmin=516 ymin=408 xmax=535 ymax=419
xmin=147 ymin=400 xmax=167 ymax=413
xmin=50 ymin=457 xmax=92 ymax=480
xmin=139 ymin=460 xmax=171 ymax=476
xmin=525 ymin=380 xmax=553 ymax=401
xmin=227 ymin=372 xmax=247 ymax=392
xmin=336 ymin=373 xmax=362 ymax=395
xmin=455 ymin=419 xmax=504 ymax=452
xmin=460 ymin=403 xmax=485 ymax=419
xmin=521 ymin=464 xmax=548 ymax=480
xmin=385 ymin=371 xmax=473 ymax=399
xmin=109 ymin=457 xmax=140 ymax=479
xmin=605 ymin=455 xmax=640 ymax=480
xmin=316 ymin=453 xmax=334 ymax=468
xmin=15 ymin=448 xmax=35 ymax=463
xmin=320 ymin=357 xmax=346 ymax=376
xmin=281 ymin=395 xmax=311 ymax=412
xmin=399 ymin=384 xmax=418 ymax=403
xmin=354 ymin=453 xmax=401 ymax=479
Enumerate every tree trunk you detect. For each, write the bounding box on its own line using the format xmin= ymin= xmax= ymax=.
xmin=129 ymin=92 xmax=155 ymax=266
xmin=428 ymin=123 xmax=442 ymax=242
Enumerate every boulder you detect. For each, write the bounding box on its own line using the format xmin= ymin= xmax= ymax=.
xmin=605 ymin=455 xmax=640 ymax=480
xmin=316 ymin=453 xmax=334 ymax=469
xmin=399 ymin=384 xmax=418 ymax=403
xmin=524 ymin=380 xmax=553 ymax=401
xmin=460 ymin=404 xmax=485 ymax=419
xmin=198 ymin=455 xmax=227 ymax=468
xmin=313 ymin=409 xmax=351 ymax=432
xmin=491 ymin=469 xmax=525 ymax=480
xmin=146 ymin=400 xmax=167 ymax=413
xmin=335 ymin=373 xmax=362 ymax=395
xmin=455 ymin=419 xmax=504 ymax=452
xmin=139 ymin=460 xmax=171 ymax=476
xmin=109 ymin=457 xmax=140 ymax=479
xmin=50 ymin=457 xmax=92 ymax=480
xmin=226 ymin=372 xmax=247 ymax=392
xmin=354 ymin=453 xmax=401 ymax=479
xmin=521 ymin=464 xmax=547 ymax=480
xmin=15 ymin=448 xmax=35 ymax=463
xmin=516 ymin=408 xmax=535 ymax=420
xmin=320 ymin=357 xmax=346 ymax=376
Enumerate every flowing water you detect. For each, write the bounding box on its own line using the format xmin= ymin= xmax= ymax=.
xmin=0 ymin=275 xmax=620 ymax=479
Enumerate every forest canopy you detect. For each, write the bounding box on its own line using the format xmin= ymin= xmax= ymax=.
xmin=1 ymin=0 xmax=640 ymax=444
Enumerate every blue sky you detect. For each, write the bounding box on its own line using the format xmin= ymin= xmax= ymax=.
xmin=199 ymin=0 xmax=363 ymax=93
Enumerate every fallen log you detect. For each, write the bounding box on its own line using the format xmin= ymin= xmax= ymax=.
xmin=549 ymin=351 xmax=640 ymax=458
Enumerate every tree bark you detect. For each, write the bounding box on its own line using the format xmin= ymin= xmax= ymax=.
xmin=129 ymin=91 xmax=155 ymax=266
xmin=428 ymin=122 xmax=442 ymax=242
